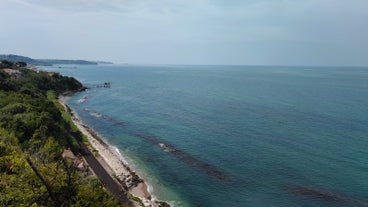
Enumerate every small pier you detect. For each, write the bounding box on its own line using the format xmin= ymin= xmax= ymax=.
xmin=91 ymin=82 xmax=111 ymax=88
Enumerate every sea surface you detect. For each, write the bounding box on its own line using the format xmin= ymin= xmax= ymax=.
xmin=47 ymin=65 xmax=368 ymax=207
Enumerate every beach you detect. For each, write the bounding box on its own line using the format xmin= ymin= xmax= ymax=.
xmin=58 ymin=95 xmax=168 ymax=207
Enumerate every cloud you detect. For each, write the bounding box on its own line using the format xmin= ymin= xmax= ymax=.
xmin=1 ymin=0 xmax=368 ymax=65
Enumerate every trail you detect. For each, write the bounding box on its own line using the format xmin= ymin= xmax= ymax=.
xmin=80 ymin=142 xmax=133 ymax=206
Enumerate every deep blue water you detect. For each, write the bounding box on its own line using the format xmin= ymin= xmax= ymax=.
xmin=47 ymin=65 xmax=368 ymax=207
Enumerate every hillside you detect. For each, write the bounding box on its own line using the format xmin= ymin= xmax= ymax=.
xmin=0 ymin=62 xmax=126 ymax=207
xmin=0 ymin=54 xmax=113 ymax=66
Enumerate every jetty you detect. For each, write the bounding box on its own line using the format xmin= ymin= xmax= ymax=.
xmin=90 ymin=82 xmax=111 ymax=88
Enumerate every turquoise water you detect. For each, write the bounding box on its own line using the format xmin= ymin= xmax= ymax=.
xmin=48 ymin=65 xmax=368 ymax=207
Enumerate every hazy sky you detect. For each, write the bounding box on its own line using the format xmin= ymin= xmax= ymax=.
xmin=1 ymin=0 xmax=367 ymax=66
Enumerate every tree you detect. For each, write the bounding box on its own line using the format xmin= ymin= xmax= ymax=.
xmin=15 ymin=61 xmax=27 ymax=68
xmin=0 ymin=60 xmax=14 ymax=69
xmin=0 ymin=128 xmax=45 ymax=206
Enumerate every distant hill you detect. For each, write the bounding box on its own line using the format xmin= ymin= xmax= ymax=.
xmin=0 ymin=54 xmax=50 ymax=66
xmin=38 ymin=59 xmax=99 ymax=65
xmin=0 ymin=54 xmax=113 ymax=66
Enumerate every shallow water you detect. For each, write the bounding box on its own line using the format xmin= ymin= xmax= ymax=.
xmin=47 ymin=65 xmax=368 ymax=207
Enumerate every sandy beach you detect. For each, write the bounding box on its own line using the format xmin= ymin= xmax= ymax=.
xmin=58 ymin=95 xmax=168 ymax=207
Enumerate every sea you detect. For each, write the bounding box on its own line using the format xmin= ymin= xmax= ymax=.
xmin=46 ymin=65 xmax=368 ymax=207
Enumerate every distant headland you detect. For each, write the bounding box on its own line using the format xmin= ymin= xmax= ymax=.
xmin=0 ymin=54 xmax=113 ymax=66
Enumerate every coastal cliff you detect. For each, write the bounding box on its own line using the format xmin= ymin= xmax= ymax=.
xmin=0 ymin=61 xmax=126 ymax=206
xmin=0 ymin=60 xmax=170 ymax=207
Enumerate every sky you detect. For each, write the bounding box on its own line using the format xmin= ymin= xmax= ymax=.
xmin=1 ymin=0 xmax=367 ymax=66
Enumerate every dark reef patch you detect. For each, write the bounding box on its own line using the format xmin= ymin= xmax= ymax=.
xmin=289 ymin=186 xmax=368 ymax=206
xmin=84 ymin=108 xmax=231 ymax=181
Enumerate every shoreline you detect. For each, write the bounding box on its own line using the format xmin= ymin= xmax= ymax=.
xmin=58 ymin=95 xmax=169 ymax=207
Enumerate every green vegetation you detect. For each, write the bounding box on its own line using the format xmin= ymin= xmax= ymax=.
xmin=130 ymin=194 xmax=145 ymax=207
xmin=0 ymin=61 xmax=122 ymax=206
